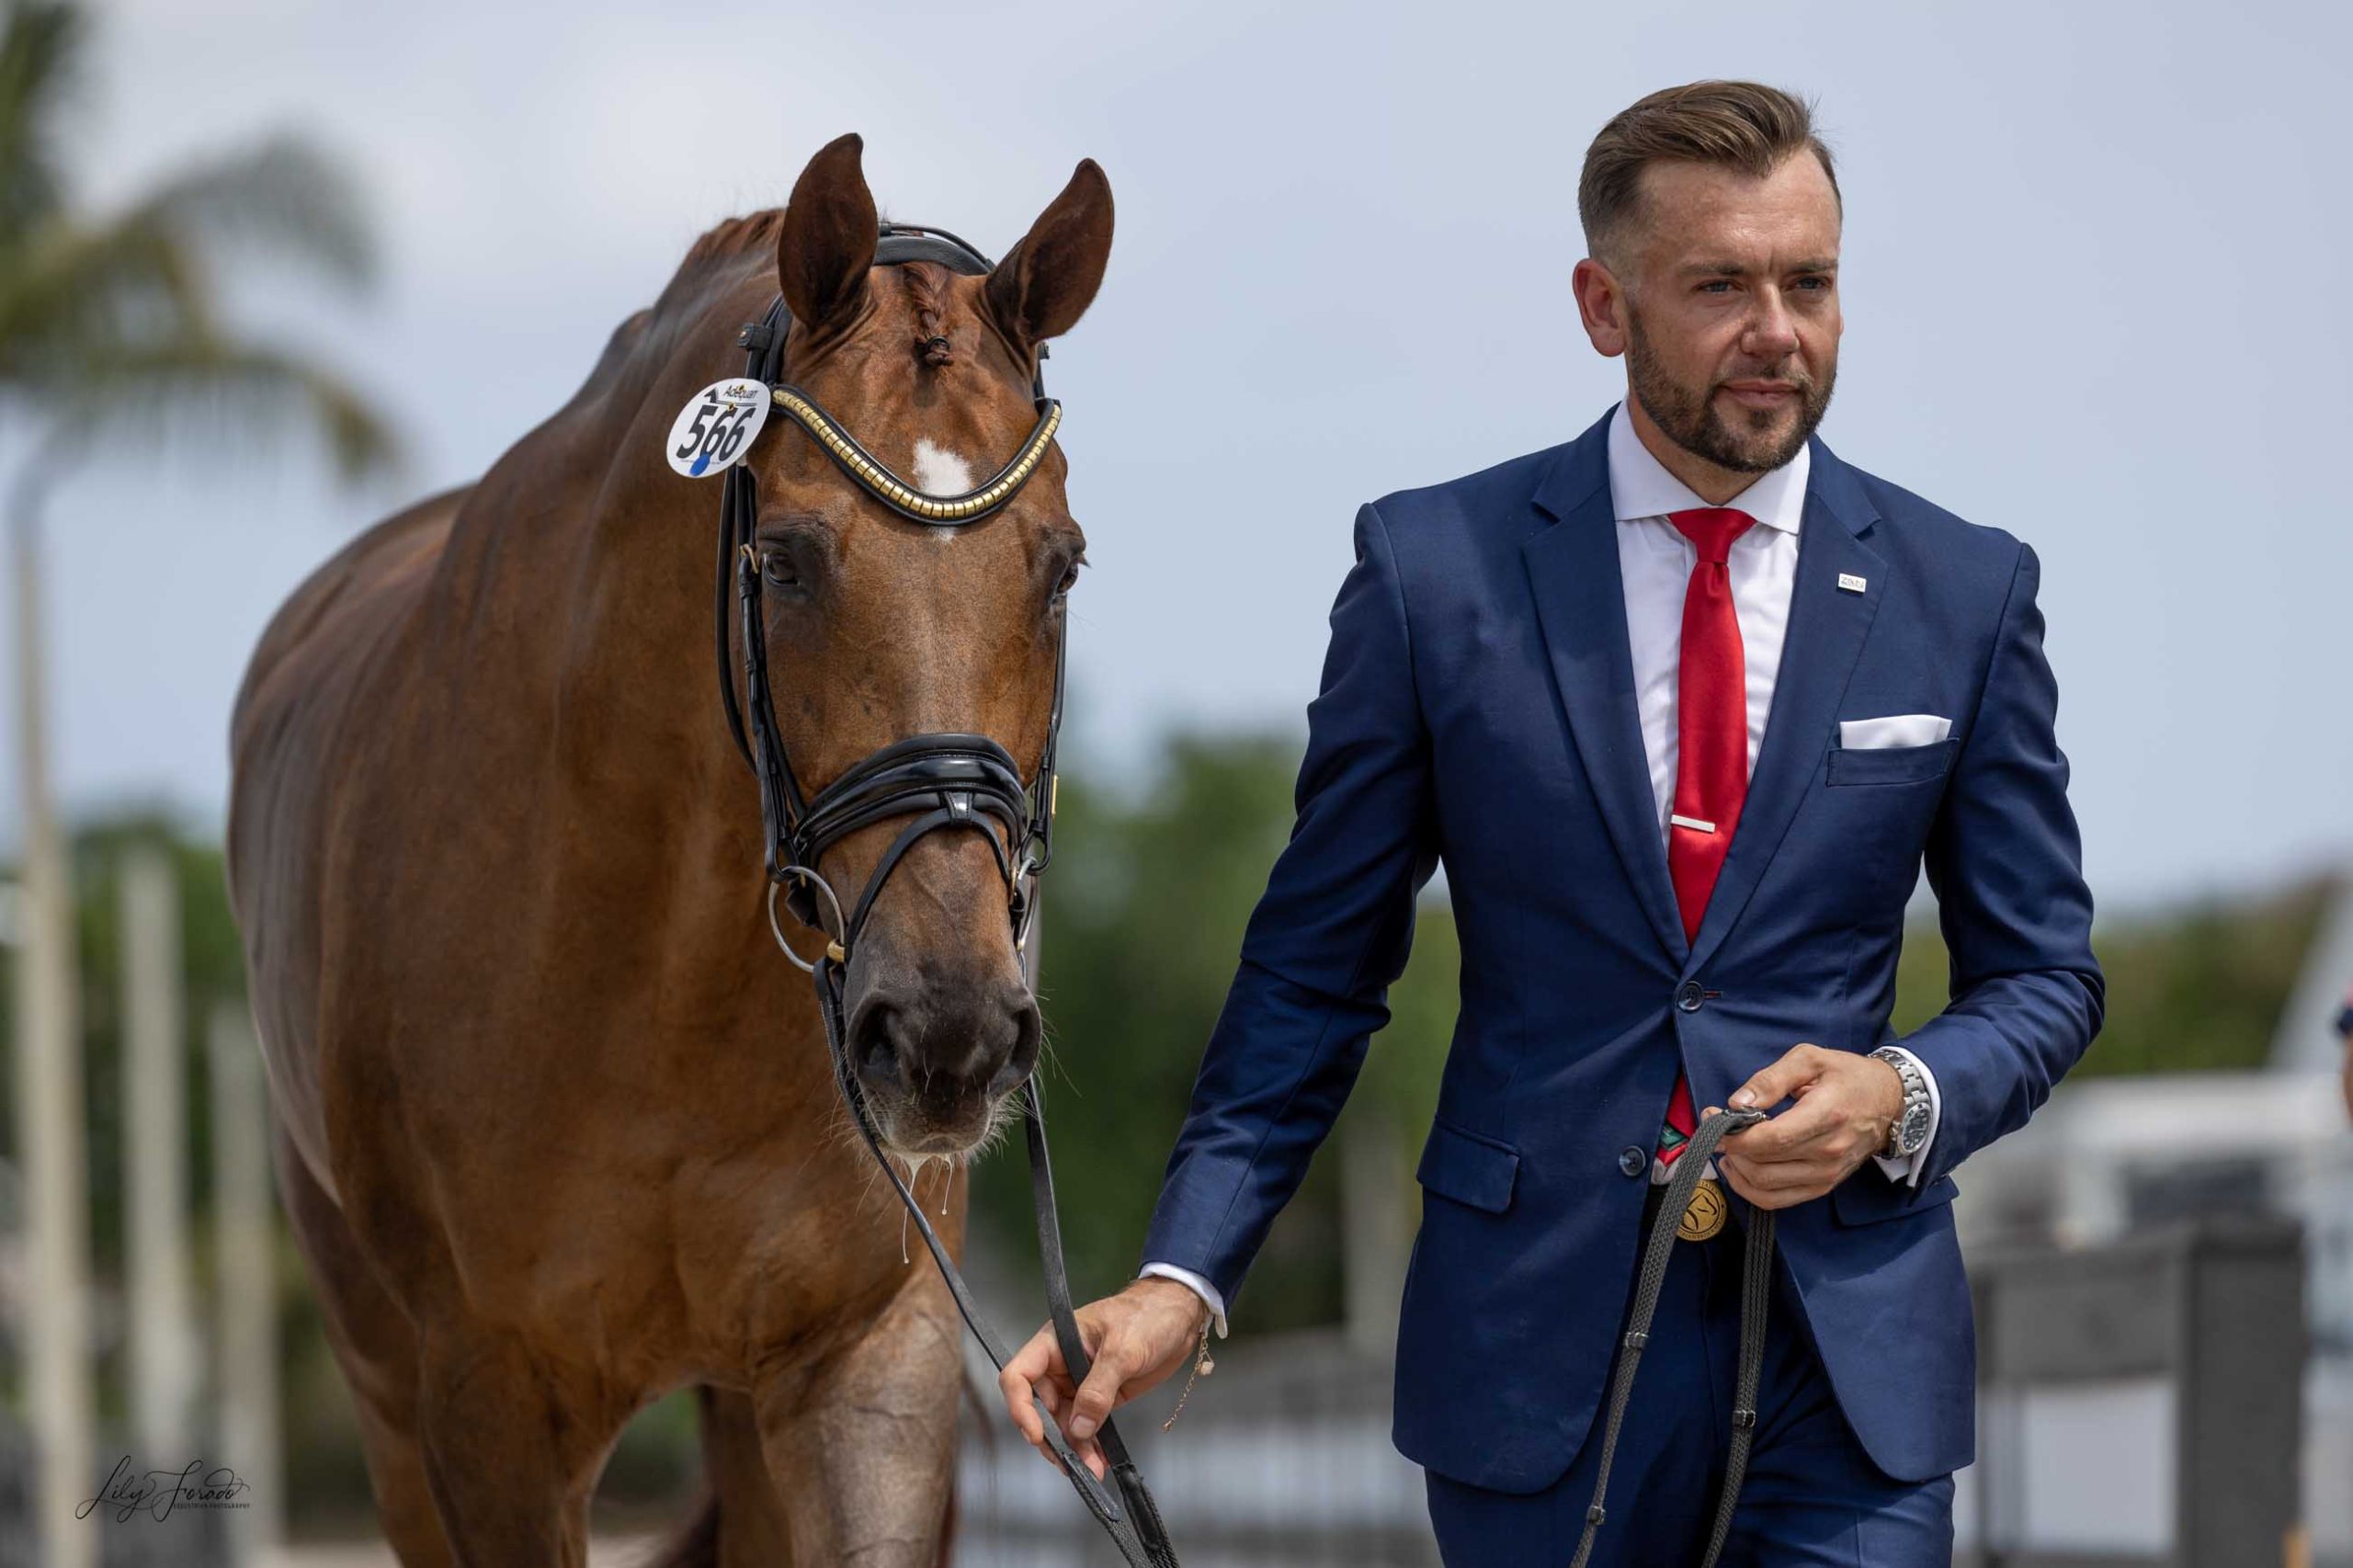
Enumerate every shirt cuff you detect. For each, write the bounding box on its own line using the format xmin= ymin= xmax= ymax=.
xmin=1871 ymin=1045 xmax=1941 ymax=1188
xmin=1137 ymin=1262 xmax=1229 ymax=1340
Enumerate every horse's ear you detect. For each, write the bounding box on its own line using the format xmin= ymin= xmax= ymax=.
xmin=985 ymin=159 xmax=1113 ymax=354
xmin=778 ymin=133 xmax=878 ymax=337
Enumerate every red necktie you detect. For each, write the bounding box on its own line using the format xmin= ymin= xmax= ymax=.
xmin=1656 ymin=506 xmax=1756 ymax=1167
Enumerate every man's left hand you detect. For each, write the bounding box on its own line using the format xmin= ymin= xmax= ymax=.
xmin=1708 ymin=1044 xmax=1904 ymax=1210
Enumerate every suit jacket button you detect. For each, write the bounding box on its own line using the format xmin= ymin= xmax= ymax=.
xmin=1618 ymin=1146 xmax=1647 ymax=1178
xmin=1676 ymin=981 xmax=1705 ymax=1012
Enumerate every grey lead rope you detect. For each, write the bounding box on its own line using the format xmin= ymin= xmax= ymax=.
xmin=1569 ymin=1107 xmax=1776 ymax=1568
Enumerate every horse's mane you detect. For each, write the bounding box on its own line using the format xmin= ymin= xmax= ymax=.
xmin=678 ymin=209 xmax=789 ymax=273
xmin=551 ymin=208 xmax=967 ymax=465
xmin=551 ymin=210 xmax=790 ymax=430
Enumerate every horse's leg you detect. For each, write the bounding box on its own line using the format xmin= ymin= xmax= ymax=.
xmin=753 ymin=1268 xmax=963 ymax=1567
xmin=639 ymin=1387 xmax=801 ymax=1568
xmin=269 ymin=1119 xmax=456 ymax=1567
xmin=412 ymin=1329 xmax=619 ymax=1568
xmin=704 ymin=1388 xmax=800 ymax=1568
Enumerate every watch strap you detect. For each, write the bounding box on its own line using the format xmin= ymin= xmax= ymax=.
xmin=1870 ymin=1046 xmax=1931 ymax=1160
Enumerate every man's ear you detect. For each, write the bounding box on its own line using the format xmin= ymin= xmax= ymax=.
xmin=1573 ymin=256 xmax=1631 ymax=358
xmin=778 ymin=133 xmax=878 ymax=337
xmin=985 ymin=159 xmax=1114 ymax=355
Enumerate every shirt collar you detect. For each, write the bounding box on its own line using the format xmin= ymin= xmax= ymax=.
xmin=1605 ymin=398 xmax=1808 ymax=534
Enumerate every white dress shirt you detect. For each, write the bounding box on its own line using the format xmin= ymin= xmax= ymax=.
xmin=1139 ymin=402 xmax=1938 ymax=1337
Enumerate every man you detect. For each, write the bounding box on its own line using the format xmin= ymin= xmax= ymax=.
xmin=1002 ymin=80 xmax=2103 ymax=1563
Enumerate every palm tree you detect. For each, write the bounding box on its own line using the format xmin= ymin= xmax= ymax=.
xmin=1 ymin=3 xmax=397 ymax=1560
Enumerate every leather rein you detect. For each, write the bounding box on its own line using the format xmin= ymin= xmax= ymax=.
xmin=709 ymin=222 xmax=1181 ymax=1567
xmin=1574 ymin=1108 xmax=1777 ymax=1568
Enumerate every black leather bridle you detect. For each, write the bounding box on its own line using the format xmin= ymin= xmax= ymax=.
xmin=708 ymin=222 xmax=1180 ymax=1567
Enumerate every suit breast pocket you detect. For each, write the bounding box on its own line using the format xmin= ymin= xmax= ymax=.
xmin=1824 ymin=737 xmax=1959 ymax=788
xmin=1810 ymin=737 xmax=1961 ymax=920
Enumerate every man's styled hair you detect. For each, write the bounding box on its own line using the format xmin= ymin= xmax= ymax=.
xmin=1578 ymin=80 xmax=1840 ymax=270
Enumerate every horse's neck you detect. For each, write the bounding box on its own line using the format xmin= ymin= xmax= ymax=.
xmin=417 ymin=350 xmax=762 ymax=926
xmin=394 ymin=263 xmax=786 ymax=956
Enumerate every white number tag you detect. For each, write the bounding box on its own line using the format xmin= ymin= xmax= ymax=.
xmin=665 ymin=380 xmax=772 ymax=478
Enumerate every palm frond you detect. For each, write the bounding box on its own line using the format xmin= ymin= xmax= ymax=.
xmin=0 ymin=0 xmax=85 ymax=237
xmin=0 ymin=3 xmax=398 ymax=496
xmin=0 ymin=211 xmax=212 ymax=385
xmin=122 ymin=133 xmax=375 ymax=291
xmin=49 ymin=332 xmax=400 ymax=483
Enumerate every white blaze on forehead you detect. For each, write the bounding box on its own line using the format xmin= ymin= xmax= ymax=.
xmin=912 ymin=438 xmax=975 ymax=499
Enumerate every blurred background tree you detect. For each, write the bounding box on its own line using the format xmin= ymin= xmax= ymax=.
xmin=0 ymin=0 xmax=391 ymax=475
xmin=969 ymin=729 xmax=1465 ymax=1333
xmin=1 ymin=0 xmax=395 ymax=1547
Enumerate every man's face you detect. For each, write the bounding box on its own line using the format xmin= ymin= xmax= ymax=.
xmin=1589 ymin=153 xmax=1843 ymax=473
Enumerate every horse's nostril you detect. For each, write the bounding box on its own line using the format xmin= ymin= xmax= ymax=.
xmin=989 ymin=998 xmax=1042 ymax=1097
xmin=852 ymin=980 xmax=1038 ymax=1107
xmin=850 ymin=999 xmax=908 ymax=1089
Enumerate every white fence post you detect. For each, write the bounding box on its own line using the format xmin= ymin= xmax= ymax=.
xmin=208 ymin=1001 xmax=285 ymax=1560
xmin=8 ymin=506 xmax=97 ymax=1568
xmin=123 ymin=843 xmax=200 ymax=1461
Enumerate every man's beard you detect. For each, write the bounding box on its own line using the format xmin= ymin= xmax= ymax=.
xmin=1625 ymin=303 xmax=1834 ymax=474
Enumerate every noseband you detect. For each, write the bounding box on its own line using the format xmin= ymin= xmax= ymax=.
xmin=704 ymin=222 xmax=1181 ymax=1568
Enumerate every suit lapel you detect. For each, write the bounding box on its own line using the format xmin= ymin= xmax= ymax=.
xmin=1682 ymin=436 xmax=1886 ymax=977
xmin=1523 ymin=415 xmax=1689 ymax=965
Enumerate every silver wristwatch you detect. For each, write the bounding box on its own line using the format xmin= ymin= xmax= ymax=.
xmin=1870 ymin=1047 xmax=1932 ymax=1161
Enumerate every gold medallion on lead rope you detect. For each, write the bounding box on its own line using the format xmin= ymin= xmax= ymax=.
xmin=1678 ymin=1177 xmax=1729 ymax=1243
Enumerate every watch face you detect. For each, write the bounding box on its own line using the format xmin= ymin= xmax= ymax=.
xmin=1898 ymin=1101 xmax=1933 ymax=1154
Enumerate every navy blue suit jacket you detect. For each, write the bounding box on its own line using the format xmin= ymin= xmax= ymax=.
xmin=1137 ymin=405 xmax=2104 ymax=1491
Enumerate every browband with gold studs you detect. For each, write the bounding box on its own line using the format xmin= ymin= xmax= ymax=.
xmin=767 ymin=384 xmax=1062 ymax=526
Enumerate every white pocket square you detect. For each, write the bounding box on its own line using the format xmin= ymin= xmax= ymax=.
xmin=1840 ymin=713 xmax=1952 ymax=750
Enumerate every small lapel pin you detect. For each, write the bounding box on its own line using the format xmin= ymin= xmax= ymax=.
xmin=1836 ymin=573 xmax=1868 ymax=595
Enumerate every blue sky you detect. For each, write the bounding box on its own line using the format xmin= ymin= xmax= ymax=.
xmin=6 ymin=0 xmax=2347 ymax=912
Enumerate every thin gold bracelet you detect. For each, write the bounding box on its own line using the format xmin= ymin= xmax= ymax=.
xmin=1161 ymin=1314 xmax=1216 ymax=1430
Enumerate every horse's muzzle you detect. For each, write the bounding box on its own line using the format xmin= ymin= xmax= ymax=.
xmin=846 ymin=971 xmax=1041 ymax=1152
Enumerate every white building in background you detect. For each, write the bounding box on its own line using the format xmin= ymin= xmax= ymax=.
xmin=1952 ymin=869 xmax=2353 ymax=1339
xmin=1951 ymin=866 xmax=2353 ymax=1562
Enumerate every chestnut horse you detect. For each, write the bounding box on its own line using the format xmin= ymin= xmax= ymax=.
xmin=225 ymin=134 xmax=1112 ymax=1565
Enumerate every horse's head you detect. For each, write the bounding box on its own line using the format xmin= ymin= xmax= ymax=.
xmin=741 ymin=135 xmax=1111 ymax=1157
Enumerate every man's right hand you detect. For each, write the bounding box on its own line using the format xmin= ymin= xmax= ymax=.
xmin=999 ymin=1277 xmax=1211 ymax=1481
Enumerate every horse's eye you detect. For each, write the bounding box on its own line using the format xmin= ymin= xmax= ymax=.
xmin=760 ymin=548 xmax=802 ymax=590
xmin=1054 ymin=553 xmax=1086 ymax=597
